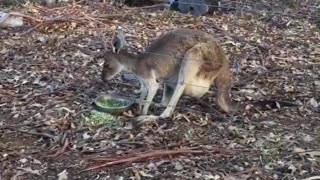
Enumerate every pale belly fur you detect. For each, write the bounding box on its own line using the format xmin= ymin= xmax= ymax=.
xmin=183 ymin=78 xmax=211 ymax=98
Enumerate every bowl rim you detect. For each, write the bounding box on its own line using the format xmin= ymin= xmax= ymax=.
xmin=94 ymin=94 xmax=134 ymax=110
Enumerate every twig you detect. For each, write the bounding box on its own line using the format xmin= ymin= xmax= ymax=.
xmin=81 ymin=148 xmax=233 ymax=172
xmin=48 ymin=138 xmax=70 ymax=157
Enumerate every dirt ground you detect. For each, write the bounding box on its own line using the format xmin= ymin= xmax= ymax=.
xmin=0 ymin=1 xmax=319 ymax=179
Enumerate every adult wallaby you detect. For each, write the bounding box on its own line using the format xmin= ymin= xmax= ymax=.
xmin=101 ymin=28 xmax=236 ymax=121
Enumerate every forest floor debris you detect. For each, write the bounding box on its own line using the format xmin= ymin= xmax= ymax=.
xmin=0 ymin=0 xmax=319 ymax=179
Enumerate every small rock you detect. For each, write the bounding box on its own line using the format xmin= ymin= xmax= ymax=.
xmin=19 ymin=158 xmax=28 ymax=163
xmin=57 ymin=169 xmax=68 ymax=180
xmin=303 ymin=134 xmax=314 ymax=142
xmin=174 ymin=161 xmax=183 ymax=171
xmin=82 ymin=132 xmax=91 ymax=140
xmin=147 ymin=162 xmax=157 ymax=170
xmin=36 ymin=35 xmax=48 ymax=43
xmin=32 ymin=158 xmax=42 ymax=164
xmin=309 ymin=98 xmax=319 ymax=108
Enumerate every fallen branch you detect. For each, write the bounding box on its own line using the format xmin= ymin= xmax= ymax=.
xmin=81 ymin=147 xmax=233 ymax=172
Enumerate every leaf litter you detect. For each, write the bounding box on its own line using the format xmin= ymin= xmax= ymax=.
xmin=0 ymin=0 xmax=319 ymax=179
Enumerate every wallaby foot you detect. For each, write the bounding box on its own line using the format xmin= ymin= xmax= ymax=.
xmin=134 ymin=115 xmax=160 ymax=125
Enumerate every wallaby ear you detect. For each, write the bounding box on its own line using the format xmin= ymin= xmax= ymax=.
xmin=111 ymin=27 xmax=117 ymax=53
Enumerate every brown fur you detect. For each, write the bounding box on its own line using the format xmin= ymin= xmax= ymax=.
xmin=101 ymin=28 xmax=235 ymax=117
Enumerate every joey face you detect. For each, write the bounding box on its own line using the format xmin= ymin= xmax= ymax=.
xmin=101 ymin=56 xmax=123 ymax=82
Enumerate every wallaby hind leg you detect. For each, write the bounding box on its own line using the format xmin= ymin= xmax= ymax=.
xmin=160 ymin=81 xmax=186 ymax=118
xmin=161 ymin=83 xmax=175 ymax=106
xmin=138 ymin=79 xmax=148 ymax=113
xmin=160 ymin=46 xmax=202 ymax=118
xmin=215 ymin=66 xmax=234 ymax=113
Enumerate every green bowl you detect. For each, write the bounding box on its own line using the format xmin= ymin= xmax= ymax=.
xmin=93 ymin=94 xmax=134 ymax=115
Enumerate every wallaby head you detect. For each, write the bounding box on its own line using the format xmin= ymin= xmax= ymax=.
xmin=101 ymin=52 xmax=124 ymax=82
xmin=101 ymin=50 xmax=139 ymax=82
xmin=100 ymin=26 xmax=132 ymax=82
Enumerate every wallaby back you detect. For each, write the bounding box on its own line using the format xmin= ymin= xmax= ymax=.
xmin=135 ymin=29 xmax=222 ymax=80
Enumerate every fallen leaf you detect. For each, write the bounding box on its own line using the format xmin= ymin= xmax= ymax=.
xmin=139 ymin=170 xmax=153 ymax=178
xmin=57 ymin=169 xmax=68 ymax=180
xmin=19 ymin=158 xmax=28 ymax=163
xmin=174 ymin=161 xmax=183 ymax=170
xmin=17 ymin=167 xmax=41 ymax=176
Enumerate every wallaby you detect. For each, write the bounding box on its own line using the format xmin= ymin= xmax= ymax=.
xmin=101 ymin=28 xmax=235 ymax=120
